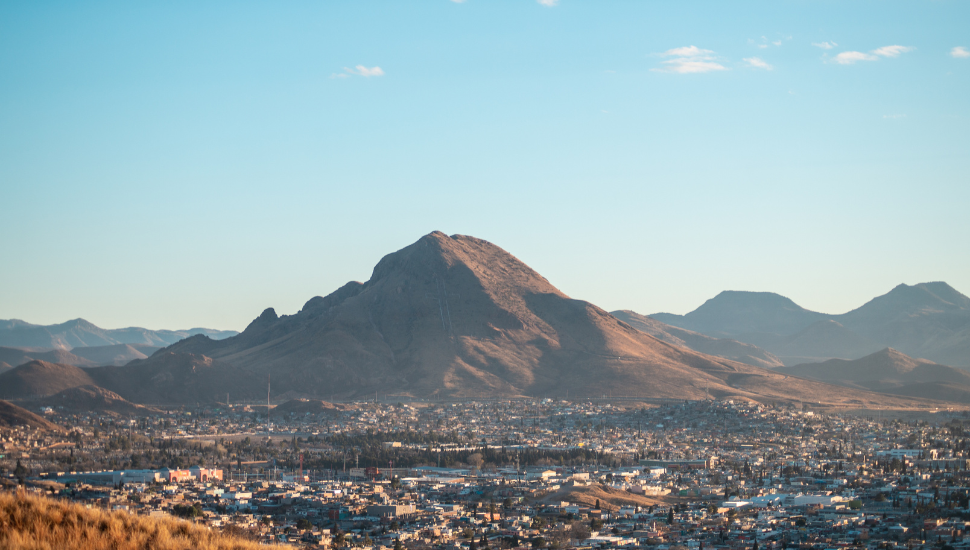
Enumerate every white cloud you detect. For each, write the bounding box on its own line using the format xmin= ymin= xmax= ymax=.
xmin=344 ymin=65 xmax=385 ymax=77
xmin=872 ymin=45 xmax=913 ymax=58
xmin=450 ymin=0 xmax=467 ymax=3
xmin=653 ymin=46 xmax=726 ymax=74
xmin=772 ymin=40 xmax=782 ymax=46
xmin=951 ymin=46 xmax=970 ymax=59
xmin=832 ymin=51 xmax=878 ymax=64
xmin=830 ymin=45 xmax=913 ymax=64
xmin=661 ymin=60 xmax=728 ymax=73
xmin=537 ymin=0 xmax=559 ymax=6
xmin=812 ymin=41 xmax=837 ymax=50
xmin=743 ymin=57 xmax=773 ymax=70
xmin=662 ymin=46 xmax=714 ymax=58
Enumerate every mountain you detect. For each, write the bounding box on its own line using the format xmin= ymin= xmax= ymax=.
xmin=107 ymin=231 xmax=935 ymax=407
xmin=777 ymin=348 xmax=970 ymax=402
xmin=0 ymin=400 xmax=62 ymax=431
xmin=651 ymin=282 xmax=970 ymax=366
xmin=837 ymin=282 xmax=970 ymax=366
xmin=610 ymin=310 xmax=783 ymax=369
xmin=68 ymin=344 xmax=161 ymax=366
xmin=0 ymin=361 xmax=98 ymax=399
xmin=0 ymin=318 xmax=237 ymax=350
xmin=651 ymin=291 xmax=828 ymax=338
xmin=0 ymin=347 xmax=95 ymax=369
xmin=0 ymin=343 xmax=161 ymax=369
xmin=90 ymin=352 xmax=264 ymax=405
xmin=742 ymin=320 xmax=884 ymax=366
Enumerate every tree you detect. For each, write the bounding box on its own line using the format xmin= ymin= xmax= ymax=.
xmin=14 ymin=460 xmax=27 ymax=486
xmin=594 ymin=499 xmax=601 ymax=510
xmin=394 ymin=538 xmax=404 ymax=550
xmin=296 ymin=518 xmax=312 ymax=531
xmin=470 ymin=540 xmax=479 ymax=550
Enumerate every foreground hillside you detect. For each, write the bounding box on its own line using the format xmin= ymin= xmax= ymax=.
xmin=0 ymin=491 xmax=282 ymax=550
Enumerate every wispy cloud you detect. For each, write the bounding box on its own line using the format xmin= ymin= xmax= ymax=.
xmin=750 ymin=36 xmax=786 ymax=49
xmin=743 ymin=57 xmax=773 ymax=70
xmin=449 ymin=0 xmax=467 ymax=3
xmin=343 ymin=65 xmax=385 ymax=77
xmin=537 ymin=0 xmax=559 ymax=6
xmin=871 ymin=45 xmax=913 ymax=58
xmin=653 ymin=46 xmax=727 ymax=74
xmin=952 ymin=46 xmax=970 ymax=59
xmin=812 ymin=41 xmax=837 ymax=50
xmin=831 ymin=45 xmax=913 ymax=64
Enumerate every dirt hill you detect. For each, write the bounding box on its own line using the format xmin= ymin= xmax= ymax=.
xmin=0 ymin=400 xmax=62 ymax=431
xmin=37 ymin=385 xmax=160 ymax=416
xmin=0 ymin=361 xmax=98 ymax=399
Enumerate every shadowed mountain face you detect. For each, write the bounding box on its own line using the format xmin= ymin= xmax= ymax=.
xmin=777 ymin=348 xmax=970 ymax=403
xmin=650 ymin=282 xmax=970 ymax=366
xmin=0 ymin=361 xmax=98 ymax=399
xmin=95 ymin=231 xmax=930 ymax=408
xmin=0 ymin=319 xmax=237 ymax=350
xmin=610 ymin=310 xmax=783 ymax=369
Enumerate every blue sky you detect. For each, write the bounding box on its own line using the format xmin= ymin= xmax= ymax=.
xmin=1 ymin=0 xmax=968 ymax=331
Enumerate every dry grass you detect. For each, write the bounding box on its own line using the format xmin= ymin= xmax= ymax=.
xmin=0 ymin=490 xmax=285 ymax=550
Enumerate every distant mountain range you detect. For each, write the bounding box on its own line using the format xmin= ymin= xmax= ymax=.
xmin=0 ymin=344 xmax=162 ymax=372
xmin=777 ymin=348 xmax=970 ymax=403
xmin=0 ymin=318 xmax=238 ymax=351
xmin=649 ymin=282 xmax=970 ymax=366
xmin=610 ymin=310 xmax=783 ymax=369
xmin=0 ymin=232 xmax=939 ymax=408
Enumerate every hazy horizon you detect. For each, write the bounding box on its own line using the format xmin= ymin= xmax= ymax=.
xmin=2 ymin=1 xmax=968 ymax=331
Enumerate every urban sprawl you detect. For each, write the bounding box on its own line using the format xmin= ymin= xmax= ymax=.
xmin=3 ymin=399 xmax=970 ymax=550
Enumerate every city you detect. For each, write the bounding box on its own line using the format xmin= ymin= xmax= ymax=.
xmin=4 ymin=398 xmax=970 ymax=549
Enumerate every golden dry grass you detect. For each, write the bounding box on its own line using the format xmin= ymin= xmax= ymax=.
xmin=0 ymin=490 xmax=285 ymax=550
